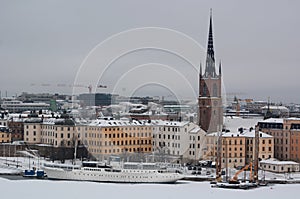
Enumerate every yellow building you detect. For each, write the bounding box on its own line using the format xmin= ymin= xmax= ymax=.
xmin=205 ymin=128 xmax=274 ymax=168
xmin=258 ymin=118 xmax=300 ymax=162
xmin=24 ymin=118 xmax=84 ymax=147
xmin=0 ymin=125 xmax=11 ymax=143
xmin=86 ymin=119 xmax=152 ymax=159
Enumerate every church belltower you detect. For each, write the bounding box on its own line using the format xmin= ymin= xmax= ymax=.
xmin=198 ymin=10 xmax=223 ymax=133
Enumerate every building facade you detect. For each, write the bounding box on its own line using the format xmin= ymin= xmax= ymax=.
xmin=23 ymin=117 xmax=206 ymax=162
xmin=8 ymin=120 xmax=24 ymax=141
xmin=260 ymin=158 xmax=299 ymax=173
xmin=258 ymin=118 xmax=300 ymax=162
xmin=0 ymin=125 xmax=11 ymax=143
xmin=85 ymin=119 xmax=153 ymax=159
xmin=205 ymin=128 xmax=274 ymax=168
xmin=1 ymin=100 xmax=50 ymax=113
xmin=198 ymin=12 xmax=223 ymax=133
xmin=152 ymin=121 xmax=206 ymax=162
xmin=24 ymin=118 xmax=84 ymax=147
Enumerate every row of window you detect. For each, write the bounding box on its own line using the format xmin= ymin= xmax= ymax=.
xmin=89 ymin=132 xmax=151 ymax=139
xmin=0 ymin=133 xmax=10 ymax=138
xmin=158 ymin=142 xmax=182 ymax=148
xmin=103 ymin=127 xmax=151 ymax=131
xmin=155 ymin=134 xmax=181 ymax=140
xmin=88 ymin=139 xmax=152 ymax=146
xmin=89 ymin=147 xmax=152 ymax=154
xmin=259 ymin=123 xmax=283 ymax=129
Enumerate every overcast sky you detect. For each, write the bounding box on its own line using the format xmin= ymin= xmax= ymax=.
xmin=0 ymin=0 xmax=299 ymax=103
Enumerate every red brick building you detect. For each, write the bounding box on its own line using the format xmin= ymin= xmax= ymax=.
xmin=198 ymin=12 xmax=223 ymax=133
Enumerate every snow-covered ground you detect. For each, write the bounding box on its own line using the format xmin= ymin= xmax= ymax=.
xmin=0 ymin=177 xmax=299 ymax=199
xmin=1 ymin=157 xmax=300 ymax=199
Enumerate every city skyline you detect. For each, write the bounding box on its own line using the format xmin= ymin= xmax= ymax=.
xmin=1 ymin=0 xmax=299 ymax=103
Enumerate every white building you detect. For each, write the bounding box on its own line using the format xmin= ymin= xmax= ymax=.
xmin=1 ymin=100 xmax=50 ymax=113
xmin=151 ymin=120 xmax=206 ymax=162
xmin=260 ymin=158 xmax=299 ymax=173
xmin=0 ymin=118 xmax=8 ymax=127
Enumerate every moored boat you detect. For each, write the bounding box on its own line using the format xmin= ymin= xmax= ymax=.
xmin=43 ymin=161 xmax=184 ymax=183
xmin=23 ymin=169 xmax=47 ymax=179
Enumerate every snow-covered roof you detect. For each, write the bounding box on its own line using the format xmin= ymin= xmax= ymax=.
xmin=260 ymin=118 xmax=284 ymax=124
xmin=261 ymin=105 xmax=289 ymax=111
xmin=89 ymin=119 xmax=151 ymax=127
xmin=42 ymin=118 xmax=65 ymax=125
xmin=241 ymin=130 xmax=272 ymax=138
xmin=89 ymin=119 xmax=190 ymax=127
xmin=285 ymin=117 xmax=300 ymax=121
xmin=150 ymin=120 xmax=189 ymax=127
xmin=260 ymin=158 xmax=299 ymax=165
xmin=207 ymin=129 xmax=272 ymax=138
xmin=223 ymin=116 xmax=263 ymax=133
xmin=190 ymin=126 xmax=201 ymax=133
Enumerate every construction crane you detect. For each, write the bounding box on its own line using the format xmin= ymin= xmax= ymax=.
xmin=229 ymin=162 xmax=253 ymax=183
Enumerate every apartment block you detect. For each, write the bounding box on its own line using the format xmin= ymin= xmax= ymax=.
xmin=24 ymin=118 xmax=84 ymax=147
xmin=23 ymin=117 xmax=205 ymax=162
xmin=205 ymin=128 xmax=274 ymax=168
xmin=152 ymin=120 xmax=206 ymax=162
xmin=0 ymin=125 xmax=11 ymax=143
xmin=85 ymin=119 xmax=153 ymax=159
xmin=258 ymin=118 xmax=300 ymax=162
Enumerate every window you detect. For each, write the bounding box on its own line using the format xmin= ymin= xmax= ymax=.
xmin=203 ymin=84 xmax=207 ymax=96
xmin=213 ymin=83 xmax=217 ymax=97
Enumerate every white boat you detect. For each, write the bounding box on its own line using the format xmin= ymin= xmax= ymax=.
xmin=43 ymin=161 xmax=184 ymax=183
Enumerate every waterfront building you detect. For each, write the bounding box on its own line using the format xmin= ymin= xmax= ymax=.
xmin=152 ymin=120 xmax=206 ymax=162
xmin=0 ymin=125 xmax=11 ymax=143
xmin=24 ymin=118 xmax=84 ymax=147
xmin=23 ymin=116 xmax=205 ymax=162
xmin=258 ymin=118 xmax=300 ymax=162
xmin=260 ymin=158 xmax=299 ymax=173
xmin=205 ymin=128 xmax=274 ymax=168
xmin=85 ymin=118 xmax=153 ymax=159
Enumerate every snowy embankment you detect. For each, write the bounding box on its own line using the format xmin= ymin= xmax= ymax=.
xmin=0 ymin=178 xmax=299 ymax=199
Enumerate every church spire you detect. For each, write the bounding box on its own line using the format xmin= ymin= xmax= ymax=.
xmin=219 ymin=60 xmax=222 ymax=76
xmin=204 ymin=9 xmax=217 ymax=78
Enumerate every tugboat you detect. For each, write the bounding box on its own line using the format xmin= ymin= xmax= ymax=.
xmin=23 ymin=168 xmax=46 ymax=179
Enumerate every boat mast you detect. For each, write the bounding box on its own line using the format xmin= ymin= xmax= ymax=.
xmin=216 ymin=124 xmax=223 ymax=182
xmin=254 ymin=125 xmax=259 ymax=182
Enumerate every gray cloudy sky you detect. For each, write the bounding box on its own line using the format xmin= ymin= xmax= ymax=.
xmin=0 ymin=0 xmax=299 ymax=103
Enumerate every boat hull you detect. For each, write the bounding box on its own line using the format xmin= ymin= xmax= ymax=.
xmin=43 ymin=166 xmax=183 ymax=183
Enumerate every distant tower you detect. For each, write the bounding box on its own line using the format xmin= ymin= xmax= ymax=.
xmin=198 ymin=10 xmax=223 ymax=133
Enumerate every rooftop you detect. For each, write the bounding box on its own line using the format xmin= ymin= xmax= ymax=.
xmin=260 ymin=158 xmax=299 ymax=165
